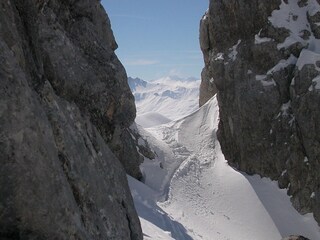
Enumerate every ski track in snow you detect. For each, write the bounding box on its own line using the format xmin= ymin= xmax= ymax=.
xmin=129 ymin=96 xmax=320 ymax=240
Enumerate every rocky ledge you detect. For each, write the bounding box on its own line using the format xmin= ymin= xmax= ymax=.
xmin=200 ymin=0 xmax=320 ymax=225
xmin=0 ymin=0 xmax=142 ymax=239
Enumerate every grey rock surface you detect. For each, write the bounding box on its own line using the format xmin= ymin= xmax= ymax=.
xmin=200 ymin=0 xmax=320 ymax=225
xmin=0 ymin=0 xmax=142 ymax=239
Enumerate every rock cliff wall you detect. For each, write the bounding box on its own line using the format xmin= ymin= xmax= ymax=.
xmin=200 ymin=0 xmax=320 ymax=224
xmin=0 ymin=0 xmax=142 ymax=239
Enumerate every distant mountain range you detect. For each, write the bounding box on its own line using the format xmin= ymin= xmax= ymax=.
xmin=128 ymin=76 xmax=200 ymax=127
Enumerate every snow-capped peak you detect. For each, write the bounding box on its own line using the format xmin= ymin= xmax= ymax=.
xmin=128 ymin=76 xmax=200 ymax=128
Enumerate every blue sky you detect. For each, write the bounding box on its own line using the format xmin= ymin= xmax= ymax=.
xmin=101 ymin=0 xmax=209 ymax=81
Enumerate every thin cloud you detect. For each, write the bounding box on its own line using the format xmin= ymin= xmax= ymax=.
xmin=125 ymin=59 xmax=159 ymax=66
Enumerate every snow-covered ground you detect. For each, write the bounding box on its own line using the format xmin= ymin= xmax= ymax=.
xmin=126 ymin=1 xmax=320 ymax=238
xmin=128 ymin=96 xmax=320 ymax=240
xmin=128 ymin=76 xmax=200 ymax=126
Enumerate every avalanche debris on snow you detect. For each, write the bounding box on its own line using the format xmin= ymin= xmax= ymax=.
xmin=128 ymin=97 xmax=320 ymax=240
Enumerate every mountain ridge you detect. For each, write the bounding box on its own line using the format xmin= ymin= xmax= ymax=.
xmin=128 ymin=76 xmax=201 ymax=127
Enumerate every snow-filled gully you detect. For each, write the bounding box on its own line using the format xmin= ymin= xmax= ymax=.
xmin=128 ymin=96 xmax=320 ymax=240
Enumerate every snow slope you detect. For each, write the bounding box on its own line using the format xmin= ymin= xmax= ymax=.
xmin=135 ymin=112 xmax=171 ymax=128
xmin=129 ymin=96 xmax=320 ymax=240
xmin=128 ymin=76 xmax=200 ymax=126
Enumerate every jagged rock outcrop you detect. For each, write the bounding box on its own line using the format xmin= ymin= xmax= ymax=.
xmin=199 ymin=10 xmax=217 ymax=107
xmin=200 ymin=0 xmax=320 ymax=225
xmin=0 ymin=0 xmax=142 ymax=239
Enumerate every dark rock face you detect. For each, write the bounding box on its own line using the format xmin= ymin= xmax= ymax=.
xmin=0 ymin=0 xmax=142 ymax=239
xmin=200 ymin=0 xmax=320 ymax=224
xmin=128 ymin=77 xmax=148 ymax=92
xmin=282 ymin=236 xmax=310 ymax=240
